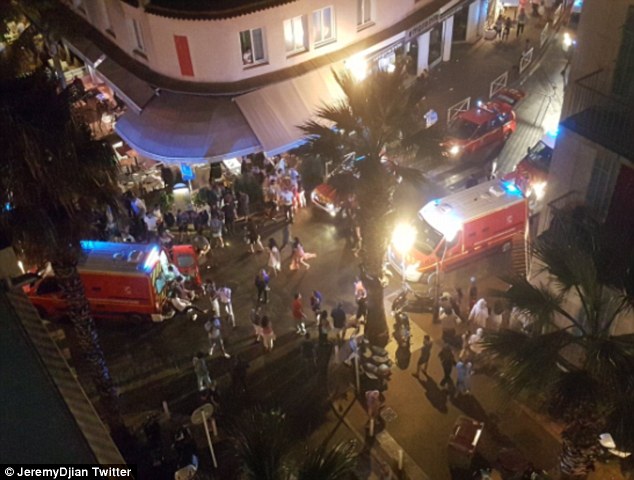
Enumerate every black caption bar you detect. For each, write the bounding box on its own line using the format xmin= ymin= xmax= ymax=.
xmin=0 ymin=465 xmax=136 ymax=480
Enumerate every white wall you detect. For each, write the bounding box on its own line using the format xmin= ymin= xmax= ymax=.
xmin=63 ymin=0 xmax=444 ymax=83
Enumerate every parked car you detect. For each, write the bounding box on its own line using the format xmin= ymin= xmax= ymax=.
xmin=441 ymin=89 xmax=525 ymax=160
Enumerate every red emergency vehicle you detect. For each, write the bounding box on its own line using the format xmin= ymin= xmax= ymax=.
xmin=388 ymin=179 xmax=528 ymax=283
xmin=28 ymin=241 xmax=180 ymax=322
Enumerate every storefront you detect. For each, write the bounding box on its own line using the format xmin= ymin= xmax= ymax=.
xmin=405 ymin=0 xmax=487 ymax=76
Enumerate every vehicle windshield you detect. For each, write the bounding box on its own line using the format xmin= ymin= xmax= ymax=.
xmin=414 ymin=218 xmax=444 ymax=255
xmin=176 ymin=254 xmax=195 ymax=268
xmin=526 ymin=141 xmax=553 ymax=171
xmin=447 ymin=118 xmax=479 ymax=140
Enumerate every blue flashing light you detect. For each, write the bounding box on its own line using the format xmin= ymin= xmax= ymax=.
xmin=143 ymin=246 xmax=160 ymax=272
xmin=477 ymin=100 xmax=484 ymax=108
xmin=4 ymin=202 xmax=12 ymax=212
xmin=80 ymin=240 xmax=97 ymax=250
xmin=573 ymin=0 xmax=583 ymax=7
xmin=501 ymin=181 xmax=522 ymax=196
xmin=433 ymin=199 xmax=441 ymax=205
xmin=546 ymin=125 xmax=560 ymax=139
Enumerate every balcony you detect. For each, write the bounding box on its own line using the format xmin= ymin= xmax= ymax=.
xmin=145 ymin=0 xmax=298 ymax=20
xmin=562 ymin=69 xmax=634 ymax=162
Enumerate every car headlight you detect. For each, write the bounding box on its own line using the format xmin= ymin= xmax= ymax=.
xmin=532 ymin=182 xmax=547 ymax=200
xmin=449 ymin=145 xmax=462 ymax=156
xmin=326 ymin=203 xmax=337 ymax=216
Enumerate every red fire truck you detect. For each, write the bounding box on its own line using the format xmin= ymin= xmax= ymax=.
xmin=388 ymin=179 xmax=528 ymax=283
xmin=27 ymin=241 xmax=192 ymax=322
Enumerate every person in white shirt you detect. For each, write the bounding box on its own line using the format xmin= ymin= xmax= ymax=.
xmin=217 ymin=284 xmax=235 ymax=327
xmin=278 ymin=188 xmax=295 ymax=223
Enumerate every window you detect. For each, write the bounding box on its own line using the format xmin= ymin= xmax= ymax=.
xmin=240 ymin=28 xmax=266 ymax=65
xmin=131 ymin=19 xmax=145 ymax=53
xmin=585 ymin=152 xmax=620 ymax=221
xmin=312 ymin=6 xmax=334 ymax=46
xmin=357 ymin=0 xmax=372 ymax=27
xmin=284 ymin=15 xmax=307 ymax=54
xmin=97 ymin=0 xmax=114 ymax=36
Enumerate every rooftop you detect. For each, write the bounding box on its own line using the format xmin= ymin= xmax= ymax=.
xmin=146 ymin=0 xmax=298 ymax=20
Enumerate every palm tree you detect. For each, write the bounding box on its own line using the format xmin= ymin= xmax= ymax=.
xmin=231 ymin=407 xmax=357 ymax=480
xmin=0 ymin=70 xmax=123 ymax=429
xmin=482 ymin=211 xmax=634 ymax=478
xmin=300 ymin=64 xmax=424 ymax=347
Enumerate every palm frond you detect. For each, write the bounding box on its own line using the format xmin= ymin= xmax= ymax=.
xmin=549 ymin=370 xmax=602 ymax=419
xmin=296 ymin=441 xmax=357 ymax=480
xmin=229 ymin=407 xmax=292 ymax=480
xmin=481 ymin=329 xmax=572 ymax=395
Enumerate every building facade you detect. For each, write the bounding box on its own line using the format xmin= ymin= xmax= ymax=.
xmin=536 ymin=0 xmax=633 ymax=334
xmin=46 ymin=0 xmax=488 ymax=164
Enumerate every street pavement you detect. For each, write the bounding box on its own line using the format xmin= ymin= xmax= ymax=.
xmin=56 ymin=9 xmax=632 ymax=479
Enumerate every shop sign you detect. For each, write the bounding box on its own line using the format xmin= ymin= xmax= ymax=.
xmin=180 ymin=163 xmax=195 ymax=181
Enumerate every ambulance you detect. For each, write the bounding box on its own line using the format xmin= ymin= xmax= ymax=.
xmin=28 ymin=241 xmax=180 ymax=322
xmin=388 ymin=179 xmax=528 ymax=283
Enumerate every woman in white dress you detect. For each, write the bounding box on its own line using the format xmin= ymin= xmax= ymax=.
xmin=267 ymin=238 xmax=281 ymax=275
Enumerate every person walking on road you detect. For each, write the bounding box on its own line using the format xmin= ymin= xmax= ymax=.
xmin=205 ymin=317 xmax=231 ymax=358
xmin=310 ymin=290 xmax=323 ymax=321
xmin=331 ymin=302 xmax=347 ymax=342
xmin=260 ymin=315 xmax=276 ymax=351
xmin=192 ymin=352 xmax=213 ymax=391
xmin=415 ymin=335 xmax=433 ymax=377
xmin=440 ymin=307 xmax=459 ymax=346
xmin=280 ymin=221 xmax=291 ymax=252
xmin=267 ymin=238 xmax=282 ymax=276
xmin=301 ymin=332 xmax=317 ymax=371
xmin=255 ymin=269 xmax=270 ymax=304
xmin=318 ymin=309 xmax=331 ymax=345
xmin=516 ymin=7 xmax=527 ymax=37
xmin=204 ymin=280 xmax=220 ymax=317
xmin=439 ymin=345 xmax=456 ymax=389
xmin=292 ymin=293 xmax=308 ymax=335
xmin=502 ymin=16 xmax=512 ymax=41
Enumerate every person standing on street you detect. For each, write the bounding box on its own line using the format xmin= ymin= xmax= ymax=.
xmin=439 ymin=344 xmax=455 ymax=389
xmin=440 ymin=307 xmax=459 ymax=346
xmin=254 ymin=269 xmax=270 ymax=304
xmin=260 ymin=315 xmax=276 ymax=351
xmin=292 ymin=293 xmax=308 ymax=335
xmin=301 ymin=332 xmax=317 ymax=371
xmin=278 ymin=187 xmax=295 ymax=223
xmin=231 ymin=355 xmax=250 ymax=394
xmin=217 ymin=284 xmax=236 ymax=328
xmin=415 ymin=335 xmax=433 ymax=377
xmin=192 ymin=352 xmax=213 ymax=391
xmin=250 ymin=305 xmax=262 ymax=343
xmin=456 ymin=360 xmax=473 ymax=395
xmin=205 ymin=317 xmax=231 ymax=358
xmin=468 ymin=299 xmax=489 ymax=329
xmin=245 ymin=218 xmax=264 ymax=253
xmin=267 ymin=238 xmax=282 ymax=276
xmin=318 ymin=310 xmax=331 ymax=345
xmin=516 ymin=7 xmax=527 ymax=37
xmin=280 ymin=221 xmax=291 ymax=252
xmin=502 ymin=16 xmax=512 ymax=41
xmin=331 ymin=302 xmax=347 ymax=342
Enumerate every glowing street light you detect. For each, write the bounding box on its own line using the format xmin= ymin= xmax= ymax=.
xmin=392 ymin=223 xmax=417 ymax=285
xmin=345 ymin=56 xmax=368 ymax=82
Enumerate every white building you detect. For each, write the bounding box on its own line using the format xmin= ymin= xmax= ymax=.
xmin=45 ymin=0 xmax=488 ymax=164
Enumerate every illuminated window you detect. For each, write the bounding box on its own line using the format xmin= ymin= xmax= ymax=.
xmin=240 ymin=28 xmax=266 ymax=66
xmin=357 ymin=0 xmax=372 ymax=27
xmin=313 ymin=6 xmax=335 ymax=46
xmin=284 ymin=15 xmax=307 ymax=54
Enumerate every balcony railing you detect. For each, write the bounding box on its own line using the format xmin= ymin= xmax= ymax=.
xmin=563 ymin=69 xmax=634 ymax=161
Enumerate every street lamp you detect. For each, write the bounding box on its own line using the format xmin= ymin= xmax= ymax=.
xmin=391 ymin=223 xmax=417 ymax=286
xmin=345 ymin=55 xmax=368 ymax=82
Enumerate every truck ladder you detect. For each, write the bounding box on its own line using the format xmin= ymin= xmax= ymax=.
xmin=510 ymin=232 xmax=528 ymax=278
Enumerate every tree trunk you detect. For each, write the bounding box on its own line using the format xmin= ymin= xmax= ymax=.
xmin=52 ymin=259 xmax=122 ymax=431
xmin=357 ymin=160 xmax=393 ymax=347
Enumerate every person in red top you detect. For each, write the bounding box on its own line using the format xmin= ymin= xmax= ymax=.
xmin=292 ymin=292 xmax=307 ymax=335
